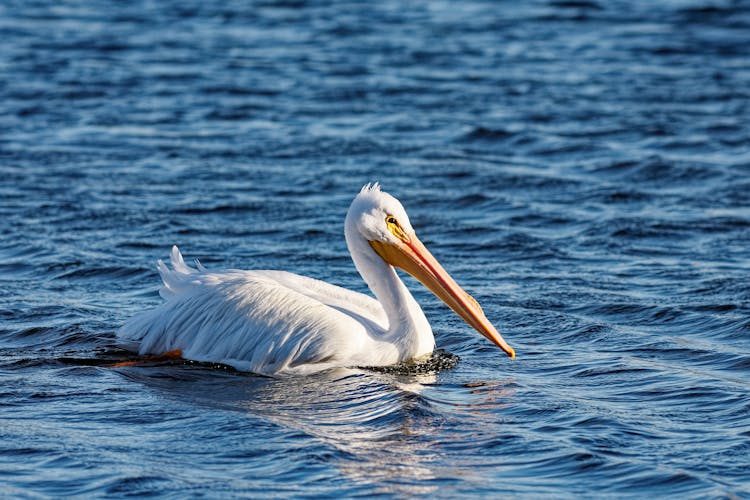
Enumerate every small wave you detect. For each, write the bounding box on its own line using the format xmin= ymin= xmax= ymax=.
xmin=548 ymin=0 xmax=602 ymax=9
xmin=362 ymin=349 xmax=460 ymax=375
xmin=461 ymin=126 xmax=516 ymax=142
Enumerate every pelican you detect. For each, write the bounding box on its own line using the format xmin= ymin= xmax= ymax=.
xmin=117 ymin=183 xmax=514 ymax=375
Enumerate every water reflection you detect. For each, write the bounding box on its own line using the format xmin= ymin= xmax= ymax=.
xmin=122 ymin=366 xmax=447 ymax=495
xmin=246 ymin=370 xmax=442 ymax=495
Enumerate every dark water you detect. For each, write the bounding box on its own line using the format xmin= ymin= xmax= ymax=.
xmin=2 ymin=0 xmax=750 ymax=497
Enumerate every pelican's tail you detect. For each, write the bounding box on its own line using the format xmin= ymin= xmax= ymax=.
xmin=157 ymin=246 xmax=207 ymax=299
xmin=117 ymin=246 xmax=207 ymax=352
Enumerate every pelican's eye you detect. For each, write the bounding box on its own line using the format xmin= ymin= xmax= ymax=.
xmin=385 ymin=215 xmax=410 ymax=242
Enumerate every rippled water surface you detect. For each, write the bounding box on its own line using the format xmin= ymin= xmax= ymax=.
xmin=2 ymin=0 xmax=750 ymax=497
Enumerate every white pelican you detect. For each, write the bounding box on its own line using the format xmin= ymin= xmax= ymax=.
xmin=117 ymin=183 xmax=514 ymax=375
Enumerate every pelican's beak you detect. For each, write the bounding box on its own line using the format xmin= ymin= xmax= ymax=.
xmin=370 ymin=235 xmax=515 ymax=358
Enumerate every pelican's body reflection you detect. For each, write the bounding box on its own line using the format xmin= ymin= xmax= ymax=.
xmin=251 ymin=369 xmax=441 ymax=495
xmin=118 ymin=361 xmax=514 ymax=496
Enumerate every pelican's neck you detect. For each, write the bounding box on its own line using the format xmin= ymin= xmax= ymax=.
xmin=345 ymin=225 xmax=435 ymax=358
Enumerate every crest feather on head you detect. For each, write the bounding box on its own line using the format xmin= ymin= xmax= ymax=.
xmin=360 ymin=182 xmax=381 ymax=194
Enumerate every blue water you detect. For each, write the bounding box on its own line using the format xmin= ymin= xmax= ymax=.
xmin=2 ymin=0 xmax=750 ymax=497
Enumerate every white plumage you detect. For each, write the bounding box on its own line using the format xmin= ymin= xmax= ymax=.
xmin=117 ymin=184 xmax=514 ymax=376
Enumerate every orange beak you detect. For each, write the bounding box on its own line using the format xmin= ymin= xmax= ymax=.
xmin=370 ymin=234 xmax=515 ymax=358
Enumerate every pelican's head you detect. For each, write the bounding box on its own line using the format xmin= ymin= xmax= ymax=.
xmin=346 ymin=183 xmax=515 ymax=359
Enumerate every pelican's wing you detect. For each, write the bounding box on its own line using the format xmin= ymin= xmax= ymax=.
xmin=249 ymin=269 xmax=387 ymax=330
xmin=117 ymin=247 xmax=391 ymax=375
xmin=157 ymin=246 xmax=387 ymax=326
